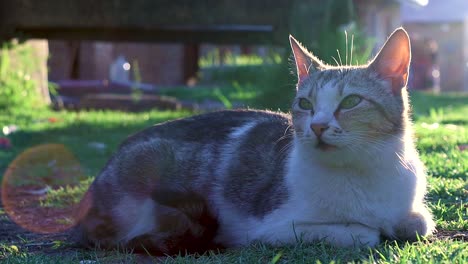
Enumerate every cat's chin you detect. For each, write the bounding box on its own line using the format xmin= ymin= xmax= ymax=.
xmin=316 ymin=139 xmax=337 ymax=151
xmin=302 ymin=142 xmax=368 ymax=168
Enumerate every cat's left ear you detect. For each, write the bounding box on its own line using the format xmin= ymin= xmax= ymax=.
xmin=289 ymin=35 xmax=325 ymax=85
xmin=369 ymin=28 xmax=411 ymax=95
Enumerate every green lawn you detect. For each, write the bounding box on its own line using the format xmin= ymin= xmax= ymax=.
xmin=0 ymin=91 xmax=467 ymax=263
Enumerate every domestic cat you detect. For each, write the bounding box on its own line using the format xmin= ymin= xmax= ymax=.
xmin=75 ymin=28 xmax=435 ymax=254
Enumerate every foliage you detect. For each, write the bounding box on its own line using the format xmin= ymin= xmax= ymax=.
xmin=252 ymin=0 xmax=374 ymax=110
xmin=289 ymin=0 xmax=374 ymax=66
xmin=0 ymin=42 xmax=46 ymax=112
xmin=199 ymin=50 xmax=282 ymax=68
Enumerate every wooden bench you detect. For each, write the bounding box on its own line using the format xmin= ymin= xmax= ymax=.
xmin=0 ymin=0 xmax=298 ymax=111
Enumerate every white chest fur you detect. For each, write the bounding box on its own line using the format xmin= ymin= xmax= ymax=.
xmin=214 ymin=136 xmax=426 ymax=247
xmin=248 ymin=140 xmax=421 ymax=246
xmin=286 ymin=149 xmax=414 ymax=229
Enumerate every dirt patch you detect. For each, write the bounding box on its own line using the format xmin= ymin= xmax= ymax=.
xmin=433 ymin=230 xmax=468 ymax=242
xmin=2 ymin=186 xmax=79 ymax=234
xmin=0 ymin=188 xmax=77 ymax=256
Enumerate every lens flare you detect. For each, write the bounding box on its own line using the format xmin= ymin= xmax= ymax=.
xmin=1 ymin=144 xmax=89 ymax=234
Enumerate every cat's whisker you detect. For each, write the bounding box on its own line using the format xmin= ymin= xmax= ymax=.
xmin=281 ymin=124 xmax=294 ymax=138
xmin=331 ymin=56 xmax=340 ymax=67
xmin=345 ymin=30 xmax=348 ymax=66
xmin=353 ymin=139 xmax=390 ymax=156
xmin=274 ymin=142 xmax=295 ymax=160
xmin=342 ymin=135 xmax=389 ymax=155
xmin=351 ymin=136 xmax=388 ymax=150
xmin=277 ymin=144 xmax=293 ymax=159
xmin=336 ymin=49 xmax=343 ymax=66
xmin=275 ymin=133 xmax=307 ymax=157
xmin=348 ymin=129 xmax=405 ymax=141
xmin=274 ymin=133 xmax=294 ymax=145
xmin=351 ymin=34 xmax=354 ymax=66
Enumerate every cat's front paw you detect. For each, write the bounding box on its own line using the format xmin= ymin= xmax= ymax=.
xmin=327 ymin=224 xmax=381 ymax=248
xmin=394 ymin=210 xmax=435 ymax=241
xmin=350 ymin=225 xmax=381 ymax=248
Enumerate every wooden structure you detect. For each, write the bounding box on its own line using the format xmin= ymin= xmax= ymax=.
xmin=0 ymin=0 xmax=298 ymax=110
xmin=0 ymin=0 xmax=406 ymax=110
xmin=0 ymin=0 xmax=296 ymax=93
xmin=0 ymin=0 xmax=291 ymax=45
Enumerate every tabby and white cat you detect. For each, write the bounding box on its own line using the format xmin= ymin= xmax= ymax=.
xmin=75 ymin=28 xmax=435 ymax=254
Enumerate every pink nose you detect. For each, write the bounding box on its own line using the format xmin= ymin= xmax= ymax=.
xmin=310 ymin=123 xmax=329 ymax=137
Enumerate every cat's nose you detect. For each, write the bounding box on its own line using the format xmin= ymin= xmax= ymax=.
xmin=310 ymin=123 xmax=329 ymax=137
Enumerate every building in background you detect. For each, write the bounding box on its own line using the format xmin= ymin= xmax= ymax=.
xmin=401 ymin=0 xmax=468 ymax=92
xmin=355 ymin=0 xmax=402 ymax=49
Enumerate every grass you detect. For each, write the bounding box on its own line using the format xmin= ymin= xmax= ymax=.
xmin=39 ymin=177 xmax=93 ymax=209
xmin=0 ymin=91 xmax=467 ymax=263
xmin=0 ymin=109 xmax=191 ymax=177
xmin=159 ymin=83 xmax=258 ymax=107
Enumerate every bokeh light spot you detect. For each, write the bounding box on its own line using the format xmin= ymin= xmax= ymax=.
xmin=2 ymin=144 xmax=89 ymax=234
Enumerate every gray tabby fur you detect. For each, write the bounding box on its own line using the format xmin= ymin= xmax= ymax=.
xmin=75 ymin=28 xmax=434 ymax=254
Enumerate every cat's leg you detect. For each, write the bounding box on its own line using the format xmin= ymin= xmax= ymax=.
xmin=124 ymin=205 xmax=213 ymax=255
xmin=77 ymin=141 xmax=220 ymax=254
xmin=76 ymin=185 xmax=219 ymax=254
xmin=73 ymin=186 xmax=123 ymax=250
xmin=149 ymin=188 xmax=221 ymax=254
xmin=76 ymin=140 xmax=172 ymax=249
xmin=393 ymin=206 xmax=435 ymax=241
xmin=258 ymin=222 xmax=380 ymax=248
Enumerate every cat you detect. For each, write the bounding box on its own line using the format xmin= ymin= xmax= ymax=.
xmin=74 ymin=27 xmax=435 ymax=254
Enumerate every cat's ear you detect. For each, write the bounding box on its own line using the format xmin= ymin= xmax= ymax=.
xmin=368 ymin=28 xmax=411 ymax=95
xmin=289 ymin=35 xmax=325 ymax=84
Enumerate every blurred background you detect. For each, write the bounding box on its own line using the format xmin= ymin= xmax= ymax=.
xmin=0 ymin=0 xmax=467 ymax=112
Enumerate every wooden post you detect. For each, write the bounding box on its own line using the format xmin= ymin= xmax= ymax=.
xmin=183 ymin=44 xmax=199 ymax=84
xmin=26 ymin=39 xmax=51 ymax=105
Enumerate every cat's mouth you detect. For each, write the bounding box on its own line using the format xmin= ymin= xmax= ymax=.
xmin=316 ymin=139 xmax=337 ymax=151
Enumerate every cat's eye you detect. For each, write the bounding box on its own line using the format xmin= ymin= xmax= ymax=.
xmin=340 ymin=95 xmax=362 ymax=109
xmin=298 ymin=98 xmax=313 ymax=111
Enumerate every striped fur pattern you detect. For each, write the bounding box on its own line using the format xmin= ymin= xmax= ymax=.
xmin=75 ymin=28 xmax=434 ymax=253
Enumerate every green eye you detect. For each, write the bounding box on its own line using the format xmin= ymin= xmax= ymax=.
xmin=298 ymin=98 xmax=313 ymax=110
xmin=340 ymin=95 xmax=362 ymax=109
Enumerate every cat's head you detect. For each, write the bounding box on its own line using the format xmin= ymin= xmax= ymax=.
xmin=289 ymin=28 xmax=412 ymax=164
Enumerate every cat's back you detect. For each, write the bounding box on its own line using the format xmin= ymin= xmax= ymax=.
xmin=122 ymin=109 xmax=292 ymax=146
xmin=90 ymin=109 xmax=293 ymax=228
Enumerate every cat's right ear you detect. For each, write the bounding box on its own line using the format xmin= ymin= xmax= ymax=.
xmin=368 ymin=28 xmax=411 ymax=95
xmin=289 ymin=35 xmax=324 ymax=84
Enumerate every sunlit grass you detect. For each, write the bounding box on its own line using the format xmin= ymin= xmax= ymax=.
xmin=0 ymin=91 xmax=467 ymax=263
xmin=0 ymin=109 xmax=191 ymax=177
xmin=199 ymin=49 xmax=282 ymax=68
xmin=39 ymin=177 xmax=93 ymax=208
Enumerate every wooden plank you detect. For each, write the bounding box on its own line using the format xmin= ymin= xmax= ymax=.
xmin=1 ymin=0 xmax=291 ymax=43
xmin=10 ymin=26 xmax=279 ymax=44
xmin=3 ymin=0 xmax=290 ymax=27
